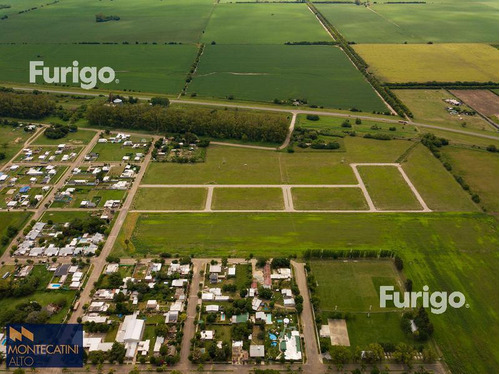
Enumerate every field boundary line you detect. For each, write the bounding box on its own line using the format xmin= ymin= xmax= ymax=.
xmin=350 ymin=164 xmax=376 ymax=211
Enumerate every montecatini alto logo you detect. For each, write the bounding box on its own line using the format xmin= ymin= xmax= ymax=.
xmin=29 ymin=60 xmax=117 ymax=89
xmin=6 ymin=324 xmax=83 ymax=368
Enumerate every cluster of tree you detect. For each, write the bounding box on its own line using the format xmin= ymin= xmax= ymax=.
xmin=363 ymin=133 xmax=392 ymax=140
xmin=84 ymin=321 xmax=114 ymax=333
xmin=293 ymin=127 xmax=341 ymax=149
xmin=194 ymin=340 xmax=231 ymax=363
xmin=0 ymin=4 xmax=11 ymax=9
xmin=151 ymin=97 xmax=170 ymax=107
xmin=307 ymin=3 xmax=412 ymax=117
xmin=183 ymin=44 xmax=204 ymax=94
xmin=87 ymin=102 xmax=289 ymax=143
xmin=95 ymin=13 xmax=120 ymax=22
xmin=85 ymin=342 xmax=126 ymax=364
xmin=0 ymin=296 xmax=66 ymax=326
xmin=402 ymin=307 xmax=434 ymax=341
xmin=1 ymin=224 xmax=18 ymax=246
xmin=44 ymin=123 xmax=77 ymax=139
xmin=270 ymin=257 xmax=290 ymax=269
xmin=0 ymin=267 xmax=41 ymax=299
xmin=109 ymin=94 xmax=138 ymax=104
xmin=0 ymin=90 xmax=55 ymax=119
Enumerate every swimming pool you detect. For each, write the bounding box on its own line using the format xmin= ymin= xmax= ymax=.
xmin=269 ymin=333 xmax=277 ymax=340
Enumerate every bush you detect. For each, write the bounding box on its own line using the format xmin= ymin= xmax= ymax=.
xmin=306 ymin=114 xmax=320 ymax=121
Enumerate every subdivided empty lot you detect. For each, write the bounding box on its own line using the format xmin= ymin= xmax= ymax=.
xmin=212 ymin=188 xmax=284 ymax=210
xmin=133 ymin=187 xmax=207 ymax=210
xmin=189 ymin=45 xmax=387 ymax=111
xmin=291 ymin=187 xmax=368 ymax=210
xmin=354 ymin=43 xmax=499 ymax=83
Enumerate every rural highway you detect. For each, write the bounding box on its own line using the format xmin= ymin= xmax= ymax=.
xmin=11 ymin=86 xmax=500 ymax=141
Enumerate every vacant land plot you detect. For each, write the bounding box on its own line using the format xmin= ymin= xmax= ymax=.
xmin=91 ymin=137 xmax=150 ymax=161
xmin=316 ymin=3 xmax=498 ymax=43
xmin=0 ymin=211 xmax=32 ymax=254
xmin=189 ymin=45 xmax=387 ymax=111
xmin=132 ymin=187 xmax=207 ymax=210
xmin=142 ymin=140 xmax=414 ymax=185
xmin=32 ymin=128 xmax=96 ymax=146
xmin=402 ymin=145 xmax=478 ymax=211
xmin=212 ymin=188 xmax=284 ymax=210
xmin=291 ymin=187 xmax=368 ymax=210
xmin=450 ymin=89 xmax=499 ymax=122
xmin=311 ymin=260 xmax=402 ymax=312
xmin=357 ymin=166 xmax=422 ymax=210
xmin=40 ymin=210 xmax=93 ymax=223
xmin=0 ymin=0 xmax=214 ymax=43
xmin=50 ymin=187 xmax=126 ymax=209
xmin=0 ymin=44 xmax=197 ymax=94
xmin=202 ymin=3 xmax=329 ymax=44
xmin=0 ymin=125 xmax=32 ymax=166
xmin=441 ymin=146 xmax=499 ymax=212
xmin=395 ymin=89 xmax=495 ymax=134
xmin=354 ymin=44 xmax=499 ymax=83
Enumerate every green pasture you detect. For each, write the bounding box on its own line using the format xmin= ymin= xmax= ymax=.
xmin=132 ymin=187 xmax=207 ymax=210
xmin=291 ymin=187 xmax=368 ymax=210
xmin=211 ymin=187 xmax=284 ymax=210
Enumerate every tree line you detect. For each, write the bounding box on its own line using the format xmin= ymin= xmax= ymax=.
xmin=87 ymin=101 xmax=289 ymax=143
xmin=0 ymin=89 xmax=55 ymax=119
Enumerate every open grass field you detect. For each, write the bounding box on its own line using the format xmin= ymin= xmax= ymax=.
xmin=296 ymin=114 xmax=418 ymax=138
xmin=212 ymin=187 xmax=284 ymax=210
xmin=395 ymin=89 xmax=496 ymax=134
xmin=0 ymin=44 xmax=197 ymax=94
xmin=132 ymin=187 xmax=207 ymax=210
xmin=91 ymin=137 xmax=150 ymax=161
xmin=50 ymin=187 xmax=126 ymax=208
xmin=316 ymin=3 xmax=498 ymax=43
xmin=189 ymin=45 xmax=387 ymax=111
xmin=310 ymin=260 xmax=402 ymax=312
xmin=142 ymin=140 xmax=414 ymax=185
xmin=0 ymin=125 xmax=32 ymax=166
xmin=0 ymin=0 xmax=214 ymax=43
xmin=441 ymin=146 xmax=499 ymax=212
xmin=0 ymin=211 xmax=32 ymax=254
xmin=402 ymin=144 xmax=478 ymax=212
xmin=354 ymin=44 xmax=499 ymax=83
xmin=40 ymin=210 xmax=93 ymax=223
xmin=201 ymin=3 xmax=329 ymax=44
xmin=357 ymin=166 xmax=422 ymax=210
xmin=32 ymin=128 xmax=96 ymax=146
xmin=291 ymin=187 xmax=368 ymax=210
xmin=113 ymin=211 xmax=498 ymax=373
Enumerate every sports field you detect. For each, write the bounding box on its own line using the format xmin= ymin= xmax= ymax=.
xmin=354 ymin=43 xmax=499 ymax=83
xmin=292 ymin=187 xmax=368 ymax=211
xmin=316 ymin=3 xmax=498 ymax=44
xmin=201 ymin=3 xmax=330 ymax=44
xmin=0 ymin=0 xmax=214 ymax=43
xmin=212 ymin=188 xmax=284 ymax=210
xmin=189 ymin=45 xmax=387 ymax=111
xmin=0 ymin=44 xmax=197 ymax=94
xmin=132 ymin=187 xmax=207 ymax=210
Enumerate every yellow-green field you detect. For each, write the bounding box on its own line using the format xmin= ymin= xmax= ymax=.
xmin=354 ymin=43 xmax=499 ymax=83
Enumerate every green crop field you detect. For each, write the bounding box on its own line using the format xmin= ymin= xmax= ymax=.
xmin=291 ymin=187 xmax=368 ymax=210
xmin=0 ymin=44 xmax=197 ymax=94
xmin=0 ymin=211 xmax=32 ymax=254
xmin=142 ymin=140 xmax=414 ymax=185
xmin=0 ymin=0 xmax=214 ymax=43
xmin=212 ymin=187 xmax=284 ymax=210
xmin=132 ymin=187 xmax=208 ymax=210
xmin=201 ymin=3 xmax=329 ymax=44
xmin=395 ymin=89 xmax=496 ymax=134
xmin=188 ymin=45 xmax=387 ymax=111
xmin=441 ymin=146 xmax=499 ymax=212
xmin=310 ymin=260 xmax=402 ymax=312
xmin=32 ymin=128 xmax=96 ymax=145
xmin=0 ymin=125 xmax=32 ymax=166
xmin=401 ymin=144 xmax=478 ymax=212
xmin=357 ymin=166 xmax=422 ymax=210
xmin=354 ymin=44 xmax=499 ymax=83
xmin=316 ymin=3 xmax=498 ymax=44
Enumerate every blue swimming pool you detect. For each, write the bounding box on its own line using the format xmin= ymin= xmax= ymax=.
xmin=269 ymin=333 xmax=277 ymax=340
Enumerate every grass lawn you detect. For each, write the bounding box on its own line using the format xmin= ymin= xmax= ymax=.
xmin=395 ymin=89 xmax=496 ymax=134
xmin=291 ymin=187 xmax=368 ymax=210
xmin=0 ymin=0 xmax=214 ymax=43
xmin=189 ymin=45 xmax=387 ymax=112
xmin=142 ymin=140 xmax=413 ymax=185
xmin=0 ymin=44 xmax=198 ymax=95
xmin=132 ymin=187 xmax=207 ymax=210
xmin=354 ymin=44 xmax=499 ymax=83
xmin=32 ymin=128 xmax=96 ymax=145
xmin=401 ymin=144 xmax=478 ymax=212
xmin=357 ymin=165 xmax=422 ymax=210
xmin=0 ymin=211 xmax=32 ymax=254
xmin=40 ymin=210 xmax=94 ymax=223
xmin=316 ymin=3 xmax=498 ymax=43
xmin=0 ymin=125 xmax=32 ymax=167
xmin=201 ymin=3 xmax=330 ymax=44
xmin=441 ymin=146 xmax=499 ymax=212
xmin=310 ymin=260 xmax=402 ymax=312
xmin=91 ymin=139 xmax=150 ymax=161
xmin=211 ymin=188 xmax=284 ymax=210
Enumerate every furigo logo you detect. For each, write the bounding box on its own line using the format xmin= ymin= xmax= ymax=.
xmin=29 ymin=60 xmax=117 ymax=89
xmin=380 ymin=285 xmax=468 ymax=315
xmin=6 ymin=324 xmax=83 ymax=368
